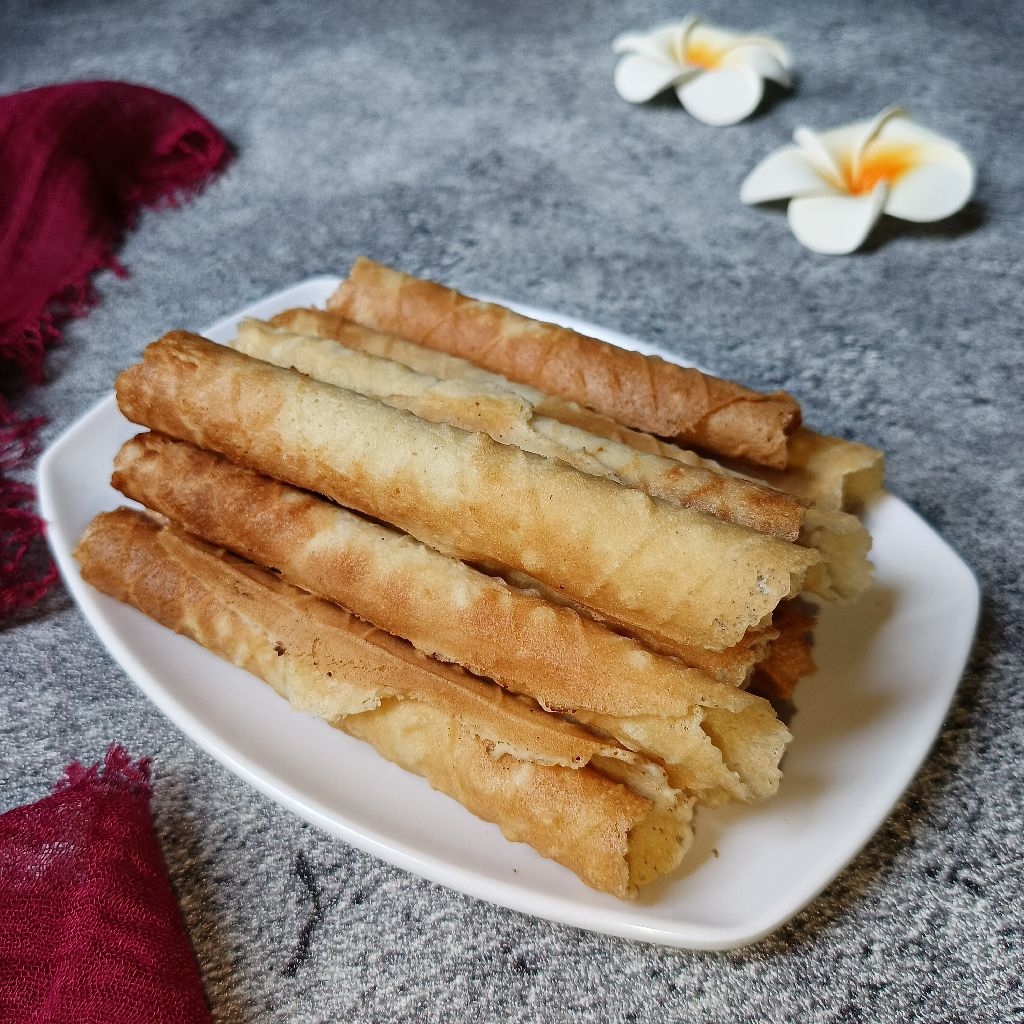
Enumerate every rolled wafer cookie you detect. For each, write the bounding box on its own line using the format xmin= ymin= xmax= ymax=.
xmin=486 ymin=565 xmax=775 ymax=683
xmin=269 ymin=307 xmax=706 ymax=453
xmin=75 ymin=508 xmax=692 ymax=898
xmin=799 ymin=506 xmax=873 ymax=603
xmin=273 ymin=307 xmax=883 ymax=514
xmin=235 ymin=318 xmax=803 ymax=541
xmin=236 ymin=319 xmax=870 ymax=602
xmin=327 ymin=258 xmax=801 ymax=468
xmin=729 ymin=428 xmax=885 ymax=512
xmin=749 ymin=602 xmax=817 ymax=703
xmin=113 ymin=432 xmax=791 ymax=804
xmin=115 ymin=333 xmax=818 ymax=652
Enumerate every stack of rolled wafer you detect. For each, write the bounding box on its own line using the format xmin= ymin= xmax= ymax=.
xmin=75 ymin=258 xmax=884 ymax=899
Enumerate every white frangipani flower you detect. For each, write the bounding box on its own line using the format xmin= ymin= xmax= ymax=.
xmin=612 ymin=15 xmax=792 ymax=127
xmin=740 ymin=107 xmax=976 ymax=254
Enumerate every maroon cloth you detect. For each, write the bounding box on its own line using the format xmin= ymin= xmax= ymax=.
xmin=0 ymin=408 xmax=56 ymax=618
xmin=0 ymin=81 xmax=230 ymax=618
xmin=0 ymin=746 xmax=212 ymax=1023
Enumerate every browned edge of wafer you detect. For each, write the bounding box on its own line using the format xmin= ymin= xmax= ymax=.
xmin=731 ymin=427 xmax=886 ymax=511
xmin=327 ymin=258 xmax=801 ymax=468
xmin=748 ymin=602 xmax=817 ymax=703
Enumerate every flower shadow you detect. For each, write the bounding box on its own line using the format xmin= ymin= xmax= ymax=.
xmin=616 ymin=76 xmax=794 ymax=121
xmin=628 ymin=87 xmax=686 ymax=111
xmin=745 ymin=76 xmax=798 ymax=124
xmin=740 ymin=198 xmax=985 ymax=255
xmin=859 ymin=199 xmax=987 ymax=253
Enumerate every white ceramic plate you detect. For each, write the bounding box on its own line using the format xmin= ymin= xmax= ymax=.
xmin=38 ymin=277 xmax=979 ymax=950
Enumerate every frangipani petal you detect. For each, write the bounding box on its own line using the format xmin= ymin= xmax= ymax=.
xmin=727 ymin=35 xmax=793 ymax=69
xmin=874 ymin=112 xmax=964 ymax=149
xmin=885 ymin=152 xmax=975 ymax=221
xmin=686 ymin=23 xmax=740 ymax=57
xmin=612 ymin=22 xmax=689 ymax=61
xmin=851 ymin=107 xmax=906 ymax=157
xmin=793 ymin=126 xmax=844 ymax=185
xmin=614 ymin=54 xmax=693 ymax=103
xmin=869 ymin=112 xmax=976 ymax=219
xmin=848 ymin=108 xmax=911 ymax=184
xmin=676 ymin=15 xmax=701 ymax=58
xmin=723 ymin=45 xmax=791 ymax=87
xmin=788 ymin=184 xmax=889 ymax=254
xmin=611 ymin=30 xmax=658 ymax=55
xmin=813 ymin=110 xmax=899 ymax=161
xmin=740 ymin=146 xmax=836 ymax=204
xmin=750 ymin=109 xmax=975 ymax=253
xmin=677 ymin=66 xmax=764 ymax=126
xmin=613 ymin=17 xmax=791 ymax=124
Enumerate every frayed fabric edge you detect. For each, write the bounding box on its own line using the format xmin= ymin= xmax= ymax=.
xmin=0 ymin=120 xmax=231 ymax=621
xmin=54 ymin=743 xmax=153 ymax=799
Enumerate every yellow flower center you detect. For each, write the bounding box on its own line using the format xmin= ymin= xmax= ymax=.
xmin=683 ymin=39 xmax=724 ymax=70
xmin=840 ymin=144 xmax=920 ymax=195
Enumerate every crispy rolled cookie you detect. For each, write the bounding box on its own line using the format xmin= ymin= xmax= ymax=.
xmin=749 ymin=602 xmax=817 ymax=703
xmin=264 ymin=310 xmax=872 ymax=599
xmin=236 ymin=318 xmax=803 ymax=540
xmin=484 ymin=565 xmax=775 ymax=684
xmin=237 ymin=319 xmax=871 ymax=600
xmin=327 ymin=258 xmax=801 ymax=468
xmin=269 ymin=307 xmax=716 ymax=453
xmin=732 ymin=428 xmax=885 ymax=511
xmin=115 ymin=333 xmax=818 ymax=651
xmin=278 ymin=307 xmax=882 ymax=512
xmin=76 ymin=509 xmax=692 ymax=898
xmin=798 ymin=505 xmax=873 ymax=603
xmin=114 ymin=433 xmax=791 ymax=803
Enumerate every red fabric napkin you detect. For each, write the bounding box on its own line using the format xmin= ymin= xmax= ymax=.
xmin=0 ymin=81 xmax=230 ymax=619
xmin=0 ymin=745 xmax=212 ymax=1023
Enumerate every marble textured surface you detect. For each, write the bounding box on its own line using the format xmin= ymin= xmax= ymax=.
xmin=2 ymin=1 xmax=1022 ymax=1020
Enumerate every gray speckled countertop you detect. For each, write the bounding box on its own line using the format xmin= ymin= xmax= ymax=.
xmin=3 ymin=1 xmax=1022 ymax=1020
